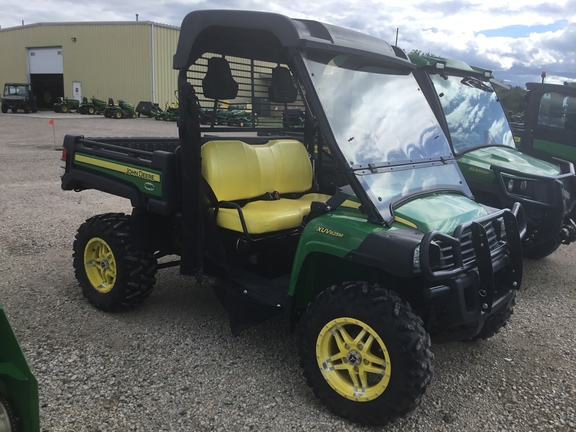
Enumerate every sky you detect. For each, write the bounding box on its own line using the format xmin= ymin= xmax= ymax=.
xmin=2 ymin=0 xmax=575 ymax=88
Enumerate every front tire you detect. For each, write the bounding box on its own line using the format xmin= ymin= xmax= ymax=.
xmin=73 ymin=213 xmax=157 ymax=312
xmin=523 ymin=237 xmax=561 ymax=260
xmin=1 ymin=105 xmax=7 ymax=114
xmin=298 ymin=282 xmax=433 ymax=426
xmin=472 ymin=290 xmax=516 ymax=341
xmin=0 ymin=394 xmax=19 ymax=432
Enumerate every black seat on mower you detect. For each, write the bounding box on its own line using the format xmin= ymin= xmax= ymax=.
xmin=268 ymin=66 xmax=297 ymax=103
xmin=202 ymin=57 xmax=239 ymax=100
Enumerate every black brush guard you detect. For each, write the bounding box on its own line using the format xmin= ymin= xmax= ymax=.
xmin=420 ymin=203 xmax=524 ymax=314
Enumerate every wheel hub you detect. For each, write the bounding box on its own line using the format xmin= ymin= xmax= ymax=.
xmin=347 ymin=350 xmax=362 ymax=366
xmin=84 ymin=237 xmax=117 ymax=294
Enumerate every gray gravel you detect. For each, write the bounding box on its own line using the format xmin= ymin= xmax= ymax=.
xmin=1 ymin=112 xmax=575 ymax=432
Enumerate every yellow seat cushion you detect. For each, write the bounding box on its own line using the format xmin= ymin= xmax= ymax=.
xmin=202 ymin=139 xmax=332 ymax=234
xmin=216 ymin=195 xmax=332 ymax=234
xmin=215 ymin=200 xmax=304 ymax=234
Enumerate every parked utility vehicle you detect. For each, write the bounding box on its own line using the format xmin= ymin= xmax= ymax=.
xmin=1 ymin=83 xmax=38 ymax=114
xmin=0 ymin=302 xmax=40 ymax=432
xmin=412 ymin=55 xmax=576 ymax=259
xmin=61 ymin=10 xmax=524 ymax=425
xmin=516 ymin=82 xmax=576 ymax=164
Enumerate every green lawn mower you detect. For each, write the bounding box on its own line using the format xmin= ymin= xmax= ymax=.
xmin=79 ymin=97 xmax=107 ymax=115
xmin=104 ymin=99 xmax=137 ymax=119
xmin=53 ymin=97 xmax=80 ymax=113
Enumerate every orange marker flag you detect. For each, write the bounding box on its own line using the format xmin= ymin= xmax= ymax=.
xmin=48 ymin=118 xmax=56 ymax=146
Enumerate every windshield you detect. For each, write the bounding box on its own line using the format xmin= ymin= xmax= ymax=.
xmin=303 ymin=51 xmax=470 ymax=222
xmin=430 ymin=74 xmax=515 ymax=153
xmin=4 ymin=85 xmax=28 ymax=96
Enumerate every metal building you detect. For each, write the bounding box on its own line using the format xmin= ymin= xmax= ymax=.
xmin=0 ymin=21 xmax=180 ymax=110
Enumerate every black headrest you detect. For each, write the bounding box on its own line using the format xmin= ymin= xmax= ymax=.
xmin=202 ymin=57 xmax=239 ymax=100
xmin=268 ymin=66 xmax=297 ymax=103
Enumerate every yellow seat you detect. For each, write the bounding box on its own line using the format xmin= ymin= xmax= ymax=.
xmin=202 ymin=140 xmax=331 ymax=234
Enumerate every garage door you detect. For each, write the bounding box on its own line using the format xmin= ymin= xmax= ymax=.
xmin=28 ymin=47 xmax=63 ymax=74
xmin=28 ymin=47 xmax=64 ymax=109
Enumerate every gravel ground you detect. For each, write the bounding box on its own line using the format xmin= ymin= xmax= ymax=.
xmin=0 ymin=112 xmax=575 ymax=432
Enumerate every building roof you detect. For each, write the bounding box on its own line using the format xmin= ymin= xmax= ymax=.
xmin=0 ymin=21 xmax=179 ymax=33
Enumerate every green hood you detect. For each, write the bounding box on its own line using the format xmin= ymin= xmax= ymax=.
xmin=395 ymin=193 xmax=487 ymax=235
xmin=459 ymin=147 xmax=561 ymax=181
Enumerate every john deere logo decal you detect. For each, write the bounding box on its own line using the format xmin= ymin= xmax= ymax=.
xmin=468 ymin=166 xmax=490 ymax=176
xmin=316 ymin=226 xmax=344 ymax=237
xmin=144 ymin=182 xmax=155 ymax=191
xmin=74 ymin=154 xmax=161 ymax=182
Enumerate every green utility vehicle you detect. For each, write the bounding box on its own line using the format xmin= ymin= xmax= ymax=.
xmin=53 ymin=96 xmax=80 ymax=113
xmin=1 ymin=83 xmax=38 ymax=114
xmin=61 ymin=10 xmax=524 ymax=425
xmin=79 ymin=97 xmax=107 ymax=115
xmin=412 ymin=55 xmax=576 ymax=259
xmin=0 ymin=302 xmax=40 ymax=432
xmin=516 ymin=82 xmax=576 ymax=164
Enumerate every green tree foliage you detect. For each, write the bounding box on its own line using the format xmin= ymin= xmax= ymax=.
xmin=497 ymin=86 xmax=527 ymax=119
xmin=408 ymin=49 xmax=437 ymax=58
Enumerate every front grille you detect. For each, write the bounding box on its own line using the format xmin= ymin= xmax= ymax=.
xmin=435 ymin=218 xmax=504 ymax=271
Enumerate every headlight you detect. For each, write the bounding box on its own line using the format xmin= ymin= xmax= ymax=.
xmin=413 ymin=245 xmax=421 ymax=272
xmin=503 ymin=175 xmax=537 ymax=199
xmin=507 ymin=179 xmax=514 ymax=192
xmin=414 ymin=242 xmax=442 ymax=273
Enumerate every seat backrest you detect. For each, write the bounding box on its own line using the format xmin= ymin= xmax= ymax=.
xmin=201 ymin=139 xmax=312 ymax=202
xmin=268 ymin=66 xmax=297 ymax=103
xmin=202 ymin=57 xmax=239 ymax=100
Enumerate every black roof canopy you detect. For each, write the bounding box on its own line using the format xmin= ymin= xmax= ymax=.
xmin=173 ymin=10 xmax=410 ymax=69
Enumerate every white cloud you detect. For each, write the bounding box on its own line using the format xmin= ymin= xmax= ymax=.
xmin=1 ymin=0 xmax=575 ymax=87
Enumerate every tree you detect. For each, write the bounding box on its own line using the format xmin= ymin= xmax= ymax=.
xmin=408 ymin=49 xmax=438 ymax=58
xmin=497 ymin=86 xmax=527 ymax=117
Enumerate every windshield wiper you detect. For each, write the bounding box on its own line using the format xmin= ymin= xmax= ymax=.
xmin=460 ymin=76 xmax=494 ymax=93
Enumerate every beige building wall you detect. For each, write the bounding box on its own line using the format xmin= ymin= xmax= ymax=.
xmin=152 ymin=25 xmax=180 ymax=108
xmin=0 ymin=22 xmax=179 ymax=108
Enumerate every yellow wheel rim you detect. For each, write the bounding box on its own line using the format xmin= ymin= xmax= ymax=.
xmin=84 ymin=237 xmax=117 ymax=293
xmin=316 ymin=317 xmax=391 ymax=402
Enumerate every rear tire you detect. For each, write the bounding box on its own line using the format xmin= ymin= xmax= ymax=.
xmin=11 ymin=108 xmax=17 ymax=113
xmin=73 ymin=213 xmax=157 ymax=312
xmin=298 ymin=282 xmax=433 ymax=426
xmin=60 ymin=105 xmax=68 ymax=113
xmin=1 ymin=105 xmax=7 ymax=114
xmin=0 ymin=393 xmax=19 ymax=432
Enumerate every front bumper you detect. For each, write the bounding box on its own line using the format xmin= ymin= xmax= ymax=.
xmin=419 ymin=203 xmax=523 ymax=341
xmin=491 ymin=162 xmax=576 ymax=248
